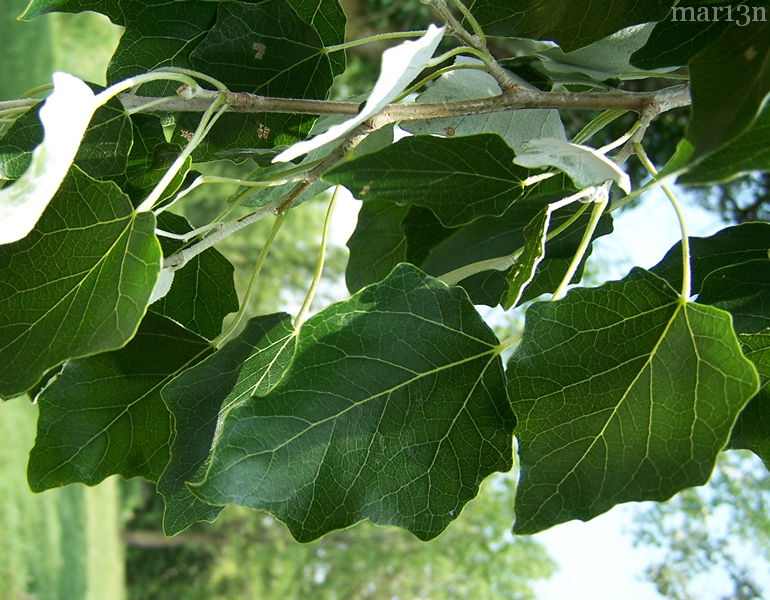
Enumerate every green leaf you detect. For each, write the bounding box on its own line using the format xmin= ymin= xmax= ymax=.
xmin=23 ymin=1 xmax=343 ymax=160
xmin=28 ymin=313 xmax=211 ymax=490
xmin=679 ymin=105 xmax=770 ymax=185
xmin=650 ymin=223 xmax=770 ymax=295
xmin=687 ymin=19 xmax=770 ymax=157
xmin=151 ymin=213 xmax=239 ymax=340
xmin=466 ymin=0 xmax=672 ymax=51
xmin=502 ymin=207 xmax=549 ymax=309
xmin=697 ymin=260 xmax=770 ymax=335
xmin=324 ymin=134 xmax=532 ymax=227
xmin=190 ymin=264 xmax=515 ymax=542
xmin=513 ymin=138 xmax=630 ymax=192
xmin=630 ymin=3 xmax=733 ymax=69
xmin=0 ymin=166 xmax=161 ymax=399
xmin=401 ymin=57 xmax=565 ymax=151
xmin=414 ymin=192 xmax=612 ymax=306
xmin=159 ymin=313 xmax=296 ymax=535
xmin=729 ymin=330 xmax=770 ymax=469
xmin=0 ymin=73 xmax=100 ymax=244
xmin=508 ymin=268 xmax=759 ymax=534
xmin=345 ymin=200 xmax=409 ymax=293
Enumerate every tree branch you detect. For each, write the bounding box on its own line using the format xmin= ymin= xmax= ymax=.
xmin=119 ymin=84 xmax=690 ymax=121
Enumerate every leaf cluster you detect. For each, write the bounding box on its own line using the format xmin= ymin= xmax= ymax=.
xmin=0 ymin=0 xmax=768 ymax=543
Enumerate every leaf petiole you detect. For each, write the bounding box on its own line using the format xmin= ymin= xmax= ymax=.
xmin=635 ymin=142 xmax=691 ymax=300
xmin=295 ymin=186 xmax=341 ymax=327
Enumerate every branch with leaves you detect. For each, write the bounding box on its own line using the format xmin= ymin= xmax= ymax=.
xmin=0 ymin=0 xmax=768 ymax=548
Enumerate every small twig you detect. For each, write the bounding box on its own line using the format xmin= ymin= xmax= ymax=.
xmin=162 ymin=122 xmax=374 ymax=271
xmin=423 ymin=0 xmax=517 ymax=93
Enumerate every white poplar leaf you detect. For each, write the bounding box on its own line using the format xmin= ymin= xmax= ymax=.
xmin=513 ymin=137 xmax=631 ymax=193
xmin=272 ymin=24 xmax=445 ymax=163
xmin=0 ymin=73 xmax=100 ymax=245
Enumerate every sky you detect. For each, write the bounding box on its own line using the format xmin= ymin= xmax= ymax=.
xmin=328 ymin=184 xmax=731 ymax=600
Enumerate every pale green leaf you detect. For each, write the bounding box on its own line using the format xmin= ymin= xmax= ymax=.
xmin=508 ymin=268 xmax=759 ymax=534
xmin=513 ymin=138 xmax=630 ymax=192
xmin=402 ymin=57 xmax=565 ymax=151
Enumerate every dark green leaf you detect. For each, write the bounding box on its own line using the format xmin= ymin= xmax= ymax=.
xmin=345 ymin=200 xmax=409 ymax=293
xmin=28 ymin=313 xmax=210 ymax=491
xmin=466 ymin=0 xmax=672 ymax=51
xmin=190 ymin=264 xmax=515 ymax=542
xmin=23 ymin=0 xmax=343 ymax=159
xmin=508 ymin=268 xmax=759 ymax=534
xmin=679 ymin=105 xmax=770 ymax=185
xmin=729 ymin=330 xmax=770 ymax=469
xmin=650 ymin=223 xmax=770 ymax=295
xmin=697 ymin=260 xmax=770 ymax=335
xmin=325 ymin=134 xmax=532 ymax=227
xmin=0 ymin=166 xmax=161 ymax=399
xmin=159 ymin=313 xmax=296 ymax=535
xmin=630 ymin=2 xmax=733 ymax=69
xmin=415 ymin=194 xmax=612 ymax=306
xmin=687 ymin=19 xmax=770 ymax=157
xmin=151 ymin=213 xmax=239 ymax=340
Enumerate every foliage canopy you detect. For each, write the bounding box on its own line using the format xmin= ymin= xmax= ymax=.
xmin=0 ymin=0 xmax=768 ymax=543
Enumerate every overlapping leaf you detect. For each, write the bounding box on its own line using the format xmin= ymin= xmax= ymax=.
xmin=465 ymin=0 xmax=672 ymax=51
xmin=650 ymin=222 xmax=770 ymax=296
xmin=189 ymin=264 xmax=515 ymax=542
xmin=0 ymin=166 xmax=161 ymax=399
xmin=28 ymin=313 xmax=211 ymax=491
xmin=345 ymin=200 xmax=409 ymax=293
xmin=630 ymin=2 xmax=734 ymax=69
xmin=697 ymin=260 xmax=770 ymax=335
xmin=324 ymin=134 xmax=532 ymax=227
xmin=507 ymin=268 xmax=759 ymax=534
xmin=679 ymin=105 xmax=770 ymax=185
xmin=159 ymin=313 xmax=296 ymax=535
xmin=151 ymin=213 xmax=239 ymax=340
xmin=687 ymin=19 xmax=770 ymax=157
xmin=416 ymin=193 xmax=612 ymax=306
xmin=729 ymin=330 xmax=770 ymax=469
xmin=23 ymin=0 xmax=345 ymax=160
